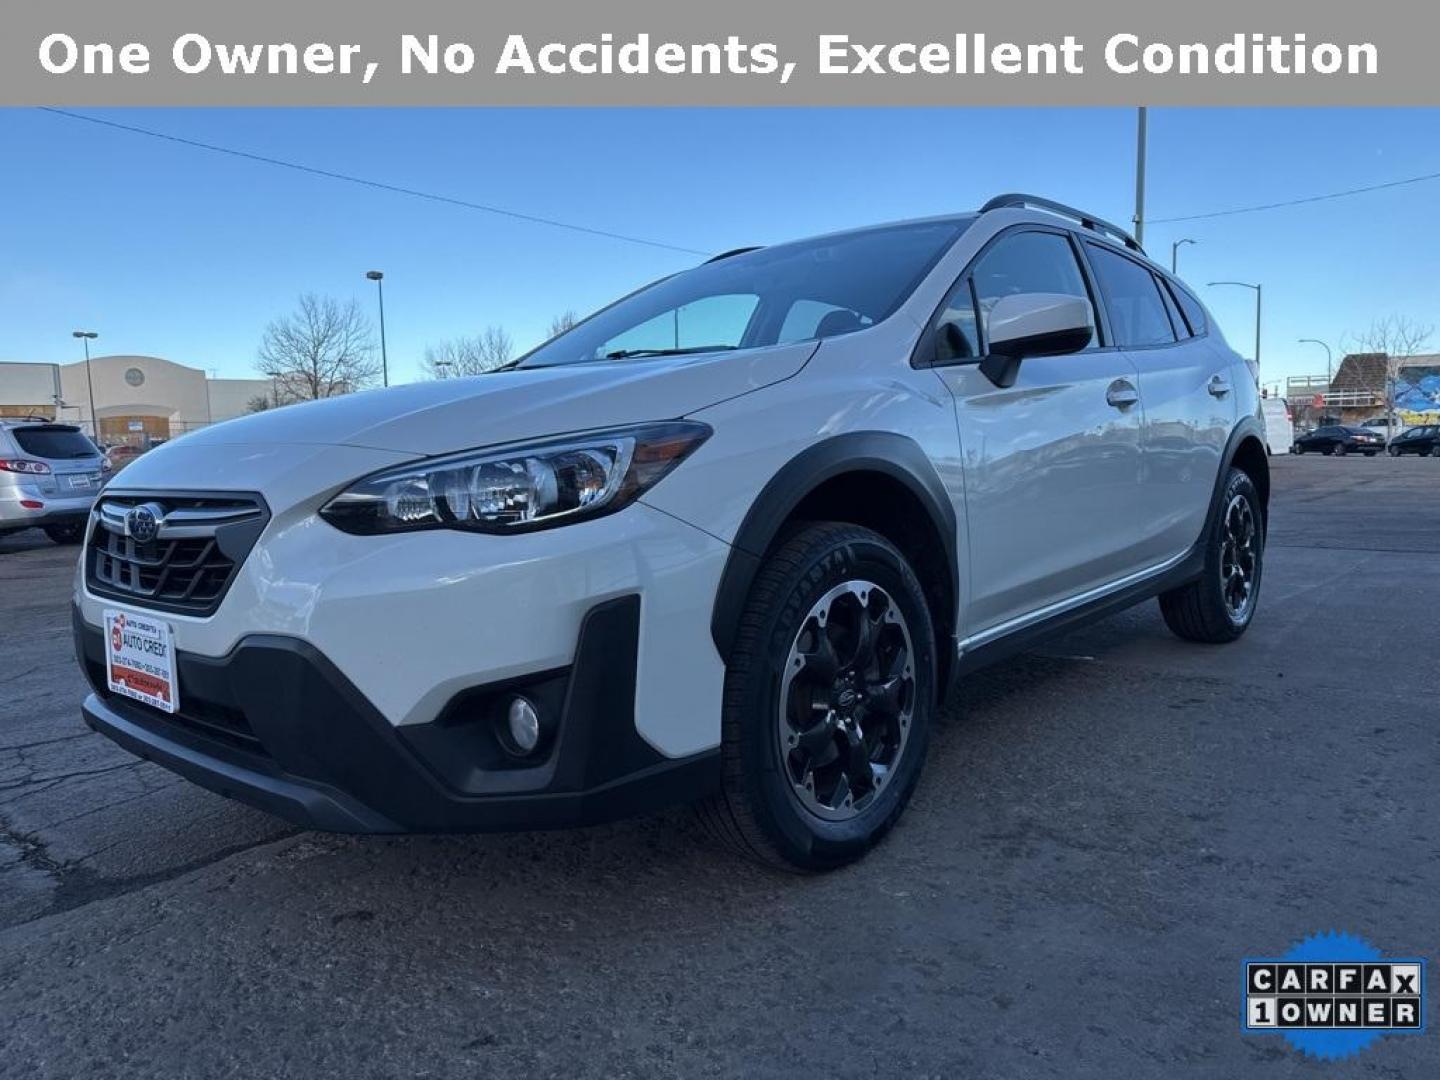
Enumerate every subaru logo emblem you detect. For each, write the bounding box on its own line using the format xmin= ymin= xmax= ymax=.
xmin=124 ymin=503 xmax=163 ymax=543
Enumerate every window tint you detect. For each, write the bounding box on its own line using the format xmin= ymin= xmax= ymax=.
xmin=971 ymin=231 xmax=1095 ymax=350
xmin=777 ymin=299 xmax=873 ymax=344
xmin=598 ymin=293 xmax=759 ymax=356
xmin=1085 ymin=245 xmax=1176 ymax=347
xmin=932 ymin=279 xmax=980 ymax=361
xmin=1156 ymin=274 xmax=1188 ymax=338
xmin=11 ymin=426 xmax=98 ymax=460
xmin=1169 ymin=281 xmax=1209 ymax=335
xmin=521 ymin=218 xmax=970 ymax=367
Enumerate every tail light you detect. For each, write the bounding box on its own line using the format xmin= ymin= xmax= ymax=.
xmin=0 ymin=459 xmax=52 ymax=475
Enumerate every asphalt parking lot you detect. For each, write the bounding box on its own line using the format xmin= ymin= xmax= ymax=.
xmin=1 ymin=454 xmax=1437 ymax=1078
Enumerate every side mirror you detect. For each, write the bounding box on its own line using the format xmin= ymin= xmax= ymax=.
xmin=979 ymin=293 xmax=1094 ymax=388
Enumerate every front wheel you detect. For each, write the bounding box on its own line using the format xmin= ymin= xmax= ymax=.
xmin=1158 ymin=468 xmax=1264 ymax=644
xmin=43 ymin=523 xmax=84 ymax=545
xmin=1390 ymin=446 xmax=1402 ymax=457
xmin=1333 ymin=443 xmax=1348 ymax=456
xmin=696 ymin=522 xmax=936 ymax=871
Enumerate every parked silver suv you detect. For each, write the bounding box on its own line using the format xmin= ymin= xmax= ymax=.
xmin=0 ymin=420 xmax=108 ymax=545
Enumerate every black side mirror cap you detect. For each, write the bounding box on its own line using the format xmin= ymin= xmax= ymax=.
xmin=979 ymin=352 xmax=1023 ymax=389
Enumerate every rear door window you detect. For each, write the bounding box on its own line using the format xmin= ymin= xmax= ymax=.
xmin=1168 ymin=281 xmax=1209 ymax=336
xmin=11 ymin=426 xmax=98 ymax=460
xmin=1084 ymin=244 xmax=1177 ymax=348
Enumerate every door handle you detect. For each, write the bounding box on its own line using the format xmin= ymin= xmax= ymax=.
xmin=1207 ymin=374 xmax=1231 ymax=397
xmin=1106 ymin=379 xmax=1139 ymax=409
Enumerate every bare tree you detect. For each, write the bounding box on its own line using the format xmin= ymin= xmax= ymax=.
xmin=547 ymin=311 xmax=579 ymax=338
xmin=244 ymin=394 xmax=272 ymax=414
xmin=256 ymin=294 xmax=380 ymax=401
xmin=1351 ymin=316 xmax=1434 ymax=428
xmin=420 ymin=326 xmax=514 ymax=379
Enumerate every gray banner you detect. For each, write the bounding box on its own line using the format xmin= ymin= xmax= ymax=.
xmin=4 ymin=0 xmax=1438 ymax=105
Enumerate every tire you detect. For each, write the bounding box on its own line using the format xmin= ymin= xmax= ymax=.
xmin=1158 ymin=468 xmax=1264 ymax=644
xmin=1293 ymin=444 xmax=1304 ymax=455
xmin=696 ymin=522 xmax=936 ymax=871
xmin=1423 ymin=446 xmax=1434 ymax=458
xmin=1333 ymin=443 xmax=1348 ymax=456
xmin=43 ymin=523 xmax=84 ymax=545
xmin=1390 ymin=446 xmax=1402 ymax=457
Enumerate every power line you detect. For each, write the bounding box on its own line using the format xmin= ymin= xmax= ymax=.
xmin=1151 ymin=169 xmax=1440 ymax=224
xmin=38 ymin=107 xmax=712 ymax=257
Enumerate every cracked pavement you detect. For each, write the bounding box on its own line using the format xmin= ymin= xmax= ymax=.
xmin=1 ymin=455 xmax=1437 ymax=1078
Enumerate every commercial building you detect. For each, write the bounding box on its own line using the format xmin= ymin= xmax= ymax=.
xmin=0 ymin=355 xmax=273 ymax=446
xmin=1285 ymin=353 xmax=1440 ymax=428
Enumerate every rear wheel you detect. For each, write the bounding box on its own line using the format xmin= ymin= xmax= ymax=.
xmin=1390 ymin=446 xmax=1402 ymax=457
xmin=696 ymin=522 xmax=935 ymax=871
xmin=43 ymin=523 xmax=84 ymax=545
xmin=1333 ymin=443 xmax=1348 ymax=456
xmin=1423 ymin=446 xmax=1434 ymax=458
xmin=1159 ymin=468 xmax=1263 ymax=644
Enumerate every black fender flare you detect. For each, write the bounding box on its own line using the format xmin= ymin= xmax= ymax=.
xmin=1211 ymin=416 xmax=1270 ymax=532
xmin=708 ymin=431 xmax=958 ymax=661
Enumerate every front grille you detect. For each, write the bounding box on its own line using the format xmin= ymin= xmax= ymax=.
xmin=85 ymin=492 xmax=269 ymax=616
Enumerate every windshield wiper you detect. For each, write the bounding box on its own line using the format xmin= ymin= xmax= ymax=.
xmin=603 ymin=345 xmax=738 ymax=360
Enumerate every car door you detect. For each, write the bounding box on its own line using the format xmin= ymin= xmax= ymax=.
xmin=925 ymin=226 xmax=1148 ymax=638
xmin=1081 ymin=244 xmax=1235 ymax=565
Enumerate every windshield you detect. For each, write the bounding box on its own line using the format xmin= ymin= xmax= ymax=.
xmin=11 ymin=425 xmax=99 ymax=460
xmin=518 ymin=217 xmax=972 ymax=368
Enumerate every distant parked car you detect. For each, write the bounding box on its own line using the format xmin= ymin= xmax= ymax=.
xmin=1386 ymin=424 xmax=1439 ymax=456
xmin=1260 ymin=398 xmax=1294 ymax=455
xmin=105 ymin=444 xmax=145 ymax=472
xmin=1292 ymin=425 xmax=1385 ymax=456
xmin=1360 ymin=417 xmax=1409 ymax=442
xmin=0 ymin=420 xmax=110 ymax=544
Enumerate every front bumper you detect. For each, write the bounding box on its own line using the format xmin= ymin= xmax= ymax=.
xmin=75 ymin=600 xmax=718 ymax=832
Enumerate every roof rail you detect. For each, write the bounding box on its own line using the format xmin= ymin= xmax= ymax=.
xmin=980 ymin=194 xmax=1144 ymax=253
xmin=705 ymin=246 xmax=763 ymax=263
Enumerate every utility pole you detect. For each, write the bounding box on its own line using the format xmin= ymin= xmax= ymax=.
xmin=72 ymin=330 xmax=99 ymax=438
xmin=1132 ymin=107 xmax=1148 ymax=247
xmin=366 ymin=270 xmax=389 ymax=387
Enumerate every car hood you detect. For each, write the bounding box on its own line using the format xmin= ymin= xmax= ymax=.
xmin=170 ymin=342 xmax=819 ymax=457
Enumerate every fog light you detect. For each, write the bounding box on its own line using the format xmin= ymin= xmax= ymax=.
xmin=505 ymin=696 xmax=541 ymax=755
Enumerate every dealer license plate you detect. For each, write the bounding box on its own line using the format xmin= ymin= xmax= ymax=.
xmin=104 ymin=608 xmax=178 ymax=714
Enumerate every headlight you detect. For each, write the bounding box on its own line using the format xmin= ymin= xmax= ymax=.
xmin=319 ymin=421 xmax=711 ymax=535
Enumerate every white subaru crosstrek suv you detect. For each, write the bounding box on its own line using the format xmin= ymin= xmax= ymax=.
xmin=74 ymin=195 xmax=1268 ymax=870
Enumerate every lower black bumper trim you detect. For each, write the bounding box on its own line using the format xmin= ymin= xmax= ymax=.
xmin=74 ymin=598 xmax=720 ymax=834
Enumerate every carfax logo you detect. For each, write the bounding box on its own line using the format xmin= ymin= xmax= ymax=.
xmin=1243 ymin=931 xmax=1426 ymax=1060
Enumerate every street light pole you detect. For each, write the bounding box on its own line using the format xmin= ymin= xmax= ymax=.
xmin=1132 ymin=107 xmax=1148 ymax=247
xmin=1208 ymin=281 xmax=1262 ymax=370
xmin=1298 ymin=338 xmax=1333 ymax=420
xmin=1171 ymin=238 xmax=1196 ymax=274
xmin=71 ymin=330 xmax=99 ymax=438
xmin=366 ymin=270 xmax=389 ymax=387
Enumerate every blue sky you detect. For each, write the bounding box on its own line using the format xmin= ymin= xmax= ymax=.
xmin=2 ymin=107 xmax=1437 ymax=389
